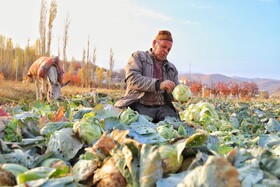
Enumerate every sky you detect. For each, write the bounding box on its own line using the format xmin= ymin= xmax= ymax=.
xmin=1 ymin=0 xmax=280 ymax=80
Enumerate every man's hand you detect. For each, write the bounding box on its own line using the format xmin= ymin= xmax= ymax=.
xmin=160 ymin=80 xmax=175 ymax=93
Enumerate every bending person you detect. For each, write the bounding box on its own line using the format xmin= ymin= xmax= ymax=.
xmin=115 ymin=30 xmax=180 ymax=122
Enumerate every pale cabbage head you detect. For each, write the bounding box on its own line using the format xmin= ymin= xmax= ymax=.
xmin=73 ymin=119 xmax=103 ymax=144
xmin=120 ymin=107 xmax=139 ymax=125
xmin=157 ymin=124 xmax=179 ymax=140
xmin=172 ymin=84 xmax=191 ymax=102
xmin=158 ymin=145 xmax=183 ymax=175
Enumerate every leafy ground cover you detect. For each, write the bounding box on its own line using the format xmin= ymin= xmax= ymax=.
xmin=0 ymin=80 xmax=124 ymax=105
xmin=0 ymin=91 xmax=279 ymax=186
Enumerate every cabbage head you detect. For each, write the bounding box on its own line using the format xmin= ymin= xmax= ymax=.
xmin=73 ymin=116 xmax=103 ymax=144
xmin=158 ymin=145 xmax=183 ymax=175
xmin=157 ymin=124 xmax=179 ymax=140
xmin=181 ymin=101 xmax=219 ymax=128
xmin=172 ymin=84 xmax=191 ymax=102
xmin=120 ymin=107 xmax=139 ymax=125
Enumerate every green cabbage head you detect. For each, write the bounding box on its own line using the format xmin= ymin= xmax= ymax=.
xmin=73 ymin=116 xmax=103 ymax=144
xmin=119 ymin=107 xmax=139 ymax=125
xmin=157 ymin=124 xmax=179 ymax=140
xmin=172 ymin=84 xmax=191 ymax=102
xmin=158 ymin=145 xmax=183 ymax=175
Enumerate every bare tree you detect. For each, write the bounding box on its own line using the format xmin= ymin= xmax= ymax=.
xmin=57 ymin=35 xmax=60 ymax=58
xmin=46 ymin=0 xmax=57 ymax=56
xmin=91 ymin=47 xmax=97 ymax=86
xmin=4 ymin=38 xmax=14 ymax=79
xmin=86 ymin=36 xmax=95 ymax=87
xmin=63 ymin=14 xmax=70 ymax=69
xmin=87 ymin=36 xmax=90 ymax=63
xmin=23 ymin=39 xmax=30 ymax=77
xmin=81 ymin=48 xmax=87 ymax=87
xmin=92 ymin=47 xmax=96 ymax=67
xmin=39 ymin=0 xmax=48 ymax=55
xmin=84 ymin=38 xmax=92 ymax=87
xmin=108 ymin=48 xmax=114 ymax=88
xmin=109 ymin=48 xmax=114 ymax=73
xmin=97 ymin=67 xmax=104 ymax=87
xmin=14 ymin=45 xmax=21 ymax=81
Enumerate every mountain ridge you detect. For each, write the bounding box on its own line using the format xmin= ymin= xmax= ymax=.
xmin=179 ymin=73 xmax=280 ymax=95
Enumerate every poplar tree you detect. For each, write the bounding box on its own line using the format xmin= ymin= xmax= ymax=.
xmin=39 ymin=0 xmax=47 ymax=55
xmin=47 ymin=0 xmax=57 ymax=56
xmin=23 ymin=39 xmax=30 ymax=77
xmin=0 ymin=35 xmax=5 ymax=73
xmin=63 ymin=14 xmax=70 ymax=70
xmin=81 ymin=48 xmax=87 ymax=87
xmin=86 ymin=36 xmax=93 ymax=87
xmin=109 ymin=48 xmax=114 ymax=74
xmin=108 ymin=48 xmax=114 ymax=88
xmin=57 ymin=36 xmax=60 ymax=58
xmin=106 ymin=70 xmax=110 ymax=88
xmin=92 ymin=47 xmax=96 ymax=68
xmin=86 ymin=36 xmax=90 ymax=63
xmin=14 ymin=45 xmax=22 ymax=81
xmin=97 ymin=67 xmax=104 ymax=87
xmin=4 ymin=38 xmax=14 ymax=79
xmin=91 ymin=47 xmax=97 ymax=86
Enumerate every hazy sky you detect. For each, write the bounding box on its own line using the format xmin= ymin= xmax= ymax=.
xmin=1 ymin=0 xmax=280 ymax=80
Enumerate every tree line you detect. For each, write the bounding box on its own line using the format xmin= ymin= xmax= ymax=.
xmin=0 ymin=0 xmax=122 ymax=88
xmin=183 ymin=79 xmax=260 ymax=99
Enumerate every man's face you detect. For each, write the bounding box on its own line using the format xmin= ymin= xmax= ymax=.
xmin=152 ymin=40 xmax=173 ymax=62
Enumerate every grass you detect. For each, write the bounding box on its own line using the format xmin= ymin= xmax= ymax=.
xmin=0 ymin=79 xmax=125 ymax=105
xmin=1 ymin=79 xmax=279 ymax=106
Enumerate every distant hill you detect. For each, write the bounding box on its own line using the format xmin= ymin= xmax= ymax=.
xmin=272 ymin=88 xmax=280 ymax=97
xmin=179 ymin=73 xmax=280 ymax=94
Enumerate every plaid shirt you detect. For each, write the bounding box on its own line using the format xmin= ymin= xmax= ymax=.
xmin=140 ymin=59 xmax=165 ymax=106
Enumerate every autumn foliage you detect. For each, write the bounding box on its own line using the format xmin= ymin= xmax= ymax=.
xmin=183 ymin=79 xmax=259 ymax=99
xmin=0 ymin=73 xmax=4 ymax=81
xmin=63 ymin=72 xmax=81 ymax=86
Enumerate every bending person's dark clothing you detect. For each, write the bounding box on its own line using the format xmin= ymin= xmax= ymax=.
xmin=115 ymin=30 xmax=179 ymax=122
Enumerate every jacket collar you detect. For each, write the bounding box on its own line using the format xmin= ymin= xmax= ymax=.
xmin=149 ymin=48 xmax=173 ymax=72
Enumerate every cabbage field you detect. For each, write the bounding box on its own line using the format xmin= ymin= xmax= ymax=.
xmin=0 ymin=92 xmax=279 ymax=187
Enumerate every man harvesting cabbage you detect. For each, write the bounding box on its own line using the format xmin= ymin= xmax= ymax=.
xmin=115 ymin=30 xmax=188 ymax=122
